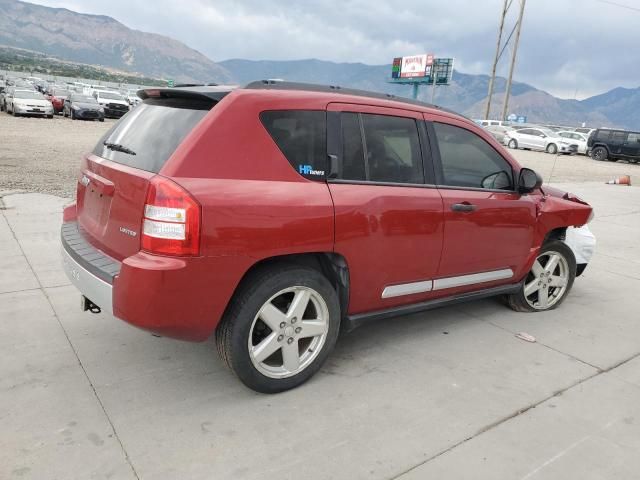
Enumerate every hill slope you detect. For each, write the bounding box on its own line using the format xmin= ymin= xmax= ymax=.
xmin=0 ymin=0 xmax=231 ymax=83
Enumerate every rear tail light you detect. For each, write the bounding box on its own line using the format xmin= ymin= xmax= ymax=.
xmin=141 ymin=176 xmax=200 ymax=256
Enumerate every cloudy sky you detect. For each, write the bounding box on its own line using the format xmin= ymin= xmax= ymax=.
xmin=31 ymin=0 xmax=640 ymax=99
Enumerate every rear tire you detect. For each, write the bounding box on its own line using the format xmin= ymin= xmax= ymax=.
xmin=216 ymin=265 xmax=340 ymax=393
xmin=506 ymin=240 xmax=576 ymax=313
xmin=70 ymin=109 xmax=75 ymax=120
xmin=592 ymin=146 xmax=608 ymax=161
xmin=508 ymin=139 xmax=518 ymax=149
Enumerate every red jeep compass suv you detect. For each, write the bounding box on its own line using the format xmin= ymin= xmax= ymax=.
xmin=61 ymin=81 xmax=594 ymax=393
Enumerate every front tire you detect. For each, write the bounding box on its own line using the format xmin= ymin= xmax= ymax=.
xmin=506 ymin=240 xmax=576 ymax=312
xmin=216 ymin=265 xmax=340 ymax=393
xmin=546 ymin=143 xmax=558 ymax=154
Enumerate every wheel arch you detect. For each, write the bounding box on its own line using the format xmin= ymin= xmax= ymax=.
xmin=591 ymin=143 xmax=611 ymax=154
xmin=543 ymin=226 xmax=567 ymax=244
xmin=221 ymin=252 xmax=350 ymax=328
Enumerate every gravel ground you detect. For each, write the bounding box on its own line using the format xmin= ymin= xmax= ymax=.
xmin=0 ymin=114 xmax=116 ymax=197
xmin=1 ymin=113 xmax=638 ymax=198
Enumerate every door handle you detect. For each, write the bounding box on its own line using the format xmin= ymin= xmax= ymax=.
xmin=451 ymin=203 xmax=476 ymax=213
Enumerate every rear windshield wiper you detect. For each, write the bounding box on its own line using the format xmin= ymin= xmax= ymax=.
xmin=103 ymin=142 xmax=136 ymax=156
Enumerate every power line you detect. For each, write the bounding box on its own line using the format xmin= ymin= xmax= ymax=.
xmin=595 ymin=0 xmax=640 ymax=13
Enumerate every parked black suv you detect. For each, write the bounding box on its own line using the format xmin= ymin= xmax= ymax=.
xmin=588 ymin=128 xmax=640 ymax=163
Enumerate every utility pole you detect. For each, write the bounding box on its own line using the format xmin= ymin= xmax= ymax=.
xmin=502 ymin=0 xmax=526 ymax=121
xmin=485 ymin=0 xmax=509 ymax=120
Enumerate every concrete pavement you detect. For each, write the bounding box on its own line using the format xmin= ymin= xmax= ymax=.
xmin=1 ymin=183 xmax=640 ymax=480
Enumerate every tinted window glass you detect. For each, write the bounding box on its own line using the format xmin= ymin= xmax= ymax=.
xmin=361 ymin=114 xmax=424 ymax=184
xmin=260 ymin=110 xmax=326 ymax=180
xmin=627 ymin=133 xmax=640 ymax=143
xmin=595 ymin=130 xmax=610 ymax=141
xmin=433 ymin=123 xmax=513 ymax=190
xmin=612 ymin=131 xmax=628 ymax=143
xmin=93 ymin=101 xmax=210 ymax=173
xmin=340 ymin=112 xmax=367 ymax=181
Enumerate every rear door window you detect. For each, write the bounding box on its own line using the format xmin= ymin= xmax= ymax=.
xmin=361 ymin=114 xmax=424 ymax=184
xmin=612 ymin=131 xmax=628 ymax=143
xmin=93 ymin=100 xmax=211 ymax=173
xmin=260 ymin=110 xmax=326 ymax=180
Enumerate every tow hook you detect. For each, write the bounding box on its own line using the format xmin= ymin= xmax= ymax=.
xmin=81 ymin=295 xmax=101 ymax=314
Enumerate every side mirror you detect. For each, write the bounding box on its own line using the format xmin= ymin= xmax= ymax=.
xmin=481 ymin=171 xmax=511 ymax=190
xmin=518 ymin=168 xmax=543 ymax=194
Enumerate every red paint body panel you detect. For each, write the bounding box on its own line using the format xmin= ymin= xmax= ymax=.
xmin=330 ymin=183 xmax=444 ymax=313
xmin=48 ymin=95 xmax=66 ymax=113
xmin=437 ymin=189 xmax=537 ymax=285
xmin=64 ymin=88 xmax=593 ymax=342
xmin=113 ymin=252 xmax=254 ymax=341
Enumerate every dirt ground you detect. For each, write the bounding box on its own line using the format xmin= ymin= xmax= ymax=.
xmin=0 ymin=113 xmax=637 ymax=198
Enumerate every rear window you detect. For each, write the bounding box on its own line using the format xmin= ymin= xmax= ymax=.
xmin=93 ymin=100 xmax=210 ymax=173
xmin=260 ymin=110 xmax=326 ymax=180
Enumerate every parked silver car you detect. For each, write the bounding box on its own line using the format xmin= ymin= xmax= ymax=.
xmin=504 ymin=127 xmax=578 ymax=154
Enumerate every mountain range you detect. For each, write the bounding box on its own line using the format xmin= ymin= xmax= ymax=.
xmin=1 ymin=0 xmax=638 ymax=130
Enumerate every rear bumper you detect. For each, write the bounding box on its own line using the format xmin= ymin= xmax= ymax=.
xmin=61 ymin=220 xmax=252 ymax=342
xmin=61 ymin=246 xmax=114 ymax=314
xmin=61 ymin=222 xmax=121 ymax=314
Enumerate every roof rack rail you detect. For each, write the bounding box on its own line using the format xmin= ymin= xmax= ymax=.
xmin=243 ymin=80 xmax=458 ymax=115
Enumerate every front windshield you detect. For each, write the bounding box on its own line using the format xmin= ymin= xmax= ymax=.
xmin=73 ymin=95 xmax=98 ymax=103
xmin=15 ymin=91 xmax=44 ymax=100
xmin=540 ymin=129 xmax=556 ymax=137
xmin=99 ymin=92 xmax=124 ymax=100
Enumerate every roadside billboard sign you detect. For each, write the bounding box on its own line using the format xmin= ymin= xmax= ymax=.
xmin=390 ymin=55 xmax=453 ymax=85
xmin=391 ymin=54 xmax=435 ymax=79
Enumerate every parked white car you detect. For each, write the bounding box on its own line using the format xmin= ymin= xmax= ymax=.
xmin=123 ymin=90 xmax=141 ymax=107
xmin=92 ymin=90 xmax=130 ymax=118
xmin=557 ymin=131 xmax=589 ymax=154
xmin=504 ymin=127 xmax=578 ymax=154
xmin=5 ymin=89 xmax=54 ymax=118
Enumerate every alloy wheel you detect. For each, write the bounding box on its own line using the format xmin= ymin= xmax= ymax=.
xmin=523 ymin=251 xmax=570 ymax=310
xmin=248 ymin=286 xmax=329 ymax=379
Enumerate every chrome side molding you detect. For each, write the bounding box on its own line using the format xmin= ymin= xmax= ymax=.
xmin=382 ymin=269 xmax=514 ymax=298
xmin=382 ymin=280 xmax=434 ymax=298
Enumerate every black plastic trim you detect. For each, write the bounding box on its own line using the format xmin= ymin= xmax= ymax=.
xmin=61 ymin=222 xmax=121 ymax=284
xmin=343 ymin=282 xmax=523 ymax=332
